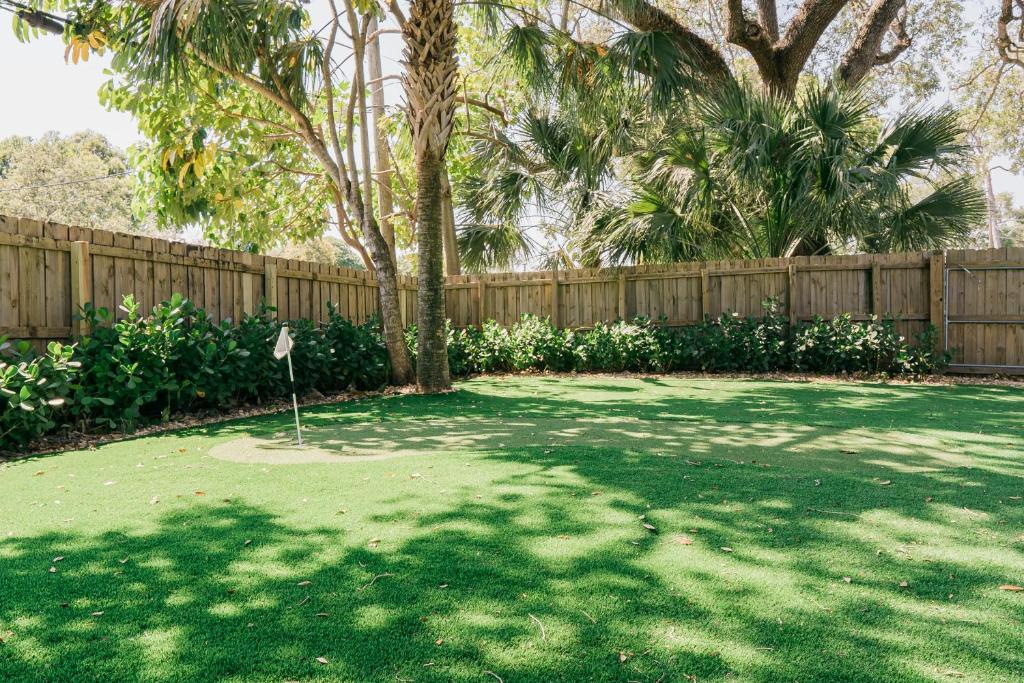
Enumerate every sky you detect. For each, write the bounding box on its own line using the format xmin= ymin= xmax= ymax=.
xmin=0 ymin=8 xmax=1021 ymax=206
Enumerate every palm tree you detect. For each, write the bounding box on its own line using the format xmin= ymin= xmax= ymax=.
xmin=583 ymin=84 xmax=985 ymax=261
xmin=402 ymin=0 xmax=459 ymax=392
xmin=462 ymin=82 xmax=985 ymax=266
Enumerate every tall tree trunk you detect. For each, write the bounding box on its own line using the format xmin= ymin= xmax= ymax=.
xmin=440 ymin=162 xmax=461 ymax=276
xmin=403 ymin=0 xmax=458 ymax=393
xmin=414 ymin=150 xmax=452 ymax=391
xmin=984 ymin=167 xmax=1004 ymax=249
xmin=367 ymin=15 xmax=397 ymax=264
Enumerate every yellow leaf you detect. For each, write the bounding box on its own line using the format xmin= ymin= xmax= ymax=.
xmin=214 ymin=192 xmax=224 ymax=201
xmin=71 ymin=41 xmax=81 ymax=65
xmin=178 ymin=161 xmax=192 ymax=189
xmin=194 ymin=153 xmax=205 ymax=179
xmin=160 ymin=148 xmax=171 ymax=172
xmin=87 ymin=32 xmax=104 ymax=50
xmin=81 ymin=43 xmax=89 ymax=63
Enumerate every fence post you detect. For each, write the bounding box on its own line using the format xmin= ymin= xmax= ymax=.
xmin=477 ymin=278 xmax=486 ymax=327
xmin=871 ymin=263 xmax=883 ymax=316
xmin=929 ymin=250 xmax=946 ymax=352
xmin=70 ymin=241 xmax=91 ymax=337
xmin=549 ymin=263 xmax=560 ymax=328
xmin=700 ymin=269 xmax=710 ymax=319
xmin=241 ymin=256 xmax=255 ymax=316
xmin=787 ymin=264 xmax=798 ymax=327
xmin=264 ymin=261 xmax=279 ymax=315
xmin=618 ymin=271 xmax=627 ymax=320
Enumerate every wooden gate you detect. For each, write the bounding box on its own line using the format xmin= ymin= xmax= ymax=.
xmin=944 ymin=249 xmax=1024 ymax=373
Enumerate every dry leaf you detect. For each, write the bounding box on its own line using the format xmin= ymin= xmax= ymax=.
xmin=721 ymin=547 xmax=734 ymax=553
xmin=435 ymin=639 xmax=444 ymax=646
xmin=118 ymin=557 xmax=129 ymax=564
xmin=843 ymin=576 xmax=852 ymax=583
xmin=316 ymin=612 xmax=329 ymax=617
xmin=368 ymin=538 xmax=381 ymax=548
xmin=316 ymin=656 xmax=329 ymax=665
xmin=899 ymin=581 xmax=909 ymax=588
xmin=879 ymin=480 xmax=892 ymax=486
xmin=675 ymin=535 xmax=694 ymax=545
xmin=438 ymin=584 xmax=449 ymax=589
xmin=642 ymin=523 xmax=657 ymax=533
xmin=998 ymin=584 xmax=1023 ymax=592
xmin=194 ymin=491 xmax=205 ymax=496
xmin=48 ymin=566 xmax=57 ymax=573
xmin=297 ymin=580 xmax=312 ymax=587
xmin=33 ymin=470 xmax=45 ymax=476
xmin=244 ymin=539 xmax=252 ymax=546
xmin=91 ymin=611 xmax=104 ymax=617
xmin=52 ymin=556 xmax=64 ymax=563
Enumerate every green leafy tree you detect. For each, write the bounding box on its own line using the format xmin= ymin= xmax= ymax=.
xmin=0 ymin=131 xmax=144 ymax=232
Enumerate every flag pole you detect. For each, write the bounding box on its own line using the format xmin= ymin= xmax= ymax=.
xmin=283 ymin=324 xmax=303 ymax=446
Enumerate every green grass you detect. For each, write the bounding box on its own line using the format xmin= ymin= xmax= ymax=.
xmin=1 ymin=376 xmax=1023 ymax=682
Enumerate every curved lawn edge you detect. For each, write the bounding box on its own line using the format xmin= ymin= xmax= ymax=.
xmin=4 ymin=370 xmax=1021 ymax=461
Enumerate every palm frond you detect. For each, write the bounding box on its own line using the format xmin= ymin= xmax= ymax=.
xmin=457 ymin=222 xmax=536 ymax=272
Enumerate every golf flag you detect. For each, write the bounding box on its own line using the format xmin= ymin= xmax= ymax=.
xmin=273 ymin=326 xmax=293 ymax=360
xmin=274 ymin=324 xmax=303 ymax=446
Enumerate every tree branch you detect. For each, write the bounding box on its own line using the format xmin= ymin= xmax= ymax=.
xmin=838 ymin=0 xmax=908 ymax=86
xmin=613 ymin=0 xmax=733 ymax=85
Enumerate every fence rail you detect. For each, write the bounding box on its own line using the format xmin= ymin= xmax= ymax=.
xmin=2 ymin=215 xmax=1022 ymax=372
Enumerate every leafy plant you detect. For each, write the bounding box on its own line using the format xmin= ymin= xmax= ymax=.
xmin=0 ymin=339 xmax=79 ymax=446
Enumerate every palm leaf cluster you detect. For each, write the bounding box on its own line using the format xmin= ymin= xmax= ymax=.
xmin=460 ymin=74 xmax=985 ymax=267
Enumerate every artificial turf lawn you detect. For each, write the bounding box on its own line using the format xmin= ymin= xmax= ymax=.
xmin=1 ymin=376 xmax=1023 ymax=682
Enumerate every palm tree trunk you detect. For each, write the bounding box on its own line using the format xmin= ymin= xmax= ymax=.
xmin=414 ymin=149 xmax=451 ymax=391
xmin=403 ymin=0 xmax=458 ymax=392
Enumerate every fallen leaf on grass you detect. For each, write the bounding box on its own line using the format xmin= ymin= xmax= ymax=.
xmin=843 ymin=576 xmax=852 ymax=583
xmin=899 ymin=581 xmax=909 ymax=588
xmin=33 ymin=471 xmax=45 ymax=476
xmin=316 ymin=657 xmax=329 ymax=665
xmin=47 ymin=566 xmax=57 ymax=574
xmin=194 ymin=491 xmax=205 ymax=496
xmin=720 ymin=547 xmax=733 ymax=553
xmin=879 ymin=480 xmax=892 ymax=486
xmin=91 ymin=611 xmax=104 ymax=617
xmin=296 ymin=580 xmax=312 ymax=587
xmin=368 ymin=538 xmax=381 ymax=548
xmin=675 ymin=535 xmax=694 ymax=546
xmin=315 ymin=612 xmax=329 ymax=617
xmin=642 ymin=523 xmax=657 ymax=533
xmin=998 ymin=584 xmax=1023 ymax=592
xmin=149 ymin=496 xmax=159 ymax=505
xmin=244 ymin=539 xmax=252 ymax=546
xmin=435 ymin=639 xmax=444 ymax=646
xmin=52 ymin=556 xmax=64 ymax=563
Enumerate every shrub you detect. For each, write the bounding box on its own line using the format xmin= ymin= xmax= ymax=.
xmin=1 ymin=294 xmax=948 ymax=451
xmin=791 ymin=315 xmax=947 ymax=376
xmin=0 ymin=339 xmax=79 ymax=446
xmin=322 ymin=307 xmax=390 ymax=391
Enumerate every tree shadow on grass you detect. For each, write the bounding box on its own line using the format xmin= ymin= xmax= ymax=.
xmin=2 ymin=446 xmax=1022 ymax=682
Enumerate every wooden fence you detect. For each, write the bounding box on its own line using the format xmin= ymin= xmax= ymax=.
xmin=2 ymin=215 xmax=1022 ymax=372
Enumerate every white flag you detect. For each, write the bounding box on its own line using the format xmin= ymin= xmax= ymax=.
xmin=273 ymin=326 xmax=293 ymax=360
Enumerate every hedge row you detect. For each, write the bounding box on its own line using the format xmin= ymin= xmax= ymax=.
xmin=2 ymin=297 xmax=947 ymax=449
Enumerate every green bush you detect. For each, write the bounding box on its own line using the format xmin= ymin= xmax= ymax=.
xmin=1 ymin=293 xmax=949 ymax=451
xmin=0 ymin=339 xmax=79 ymax=446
